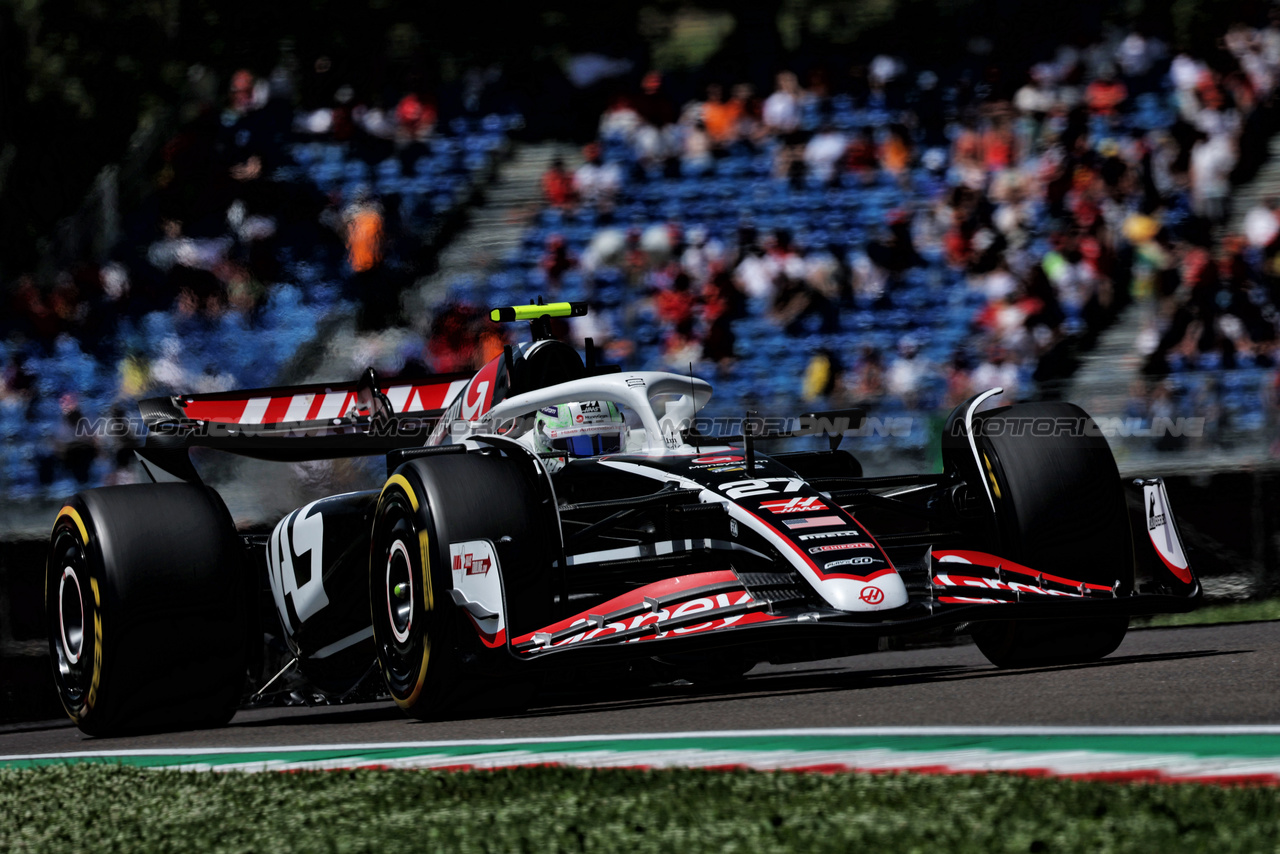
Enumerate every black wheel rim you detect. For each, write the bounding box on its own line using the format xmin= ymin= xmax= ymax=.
xmin=371 ymin=489 xmax=432 ymax=704
xmin=48 ymin=521 xmax=93 ymax=712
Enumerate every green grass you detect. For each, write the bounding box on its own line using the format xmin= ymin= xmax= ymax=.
xmin=1135 ymin=599 xmax=1280 ymax=629
xmin=1 ymin=765 xmax=1278 ymax=853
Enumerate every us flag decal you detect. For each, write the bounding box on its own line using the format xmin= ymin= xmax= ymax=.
xmin=783 ymin=516 xmax=846 ymax=530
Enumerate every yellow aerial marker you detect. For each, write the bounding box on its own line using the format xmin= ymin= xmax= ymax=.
xmin=489 ymin=302 xmax=589 ymax=323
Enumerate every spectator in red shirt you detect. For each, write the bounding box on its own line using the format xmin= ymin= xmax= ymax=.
xmin=981 ymin=117 xmax=1015 ymax=171
xmin=395 ymin=92 xmax=437 ymax=140
xmin=655 ymin=271 xmax=697 ymax=326
xmin=229 ymin=69 xmax=256 ymax=115
xmin=541 ymin=158 xmax=577 ymax=208
xmin=1086 ymin=70 xmax=1128 ymax=116
xmin=427 ymin=306 xmax=480 ymax=373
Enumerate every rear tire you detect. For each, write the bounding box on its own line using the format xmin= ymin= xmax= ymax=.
xmin=964 ymin=402 xmax=1131 ymax=668
xmin=370 ymin=448 xmax=556 ymax=719
xmin=47 ymin=484 xmax=250 ymax=736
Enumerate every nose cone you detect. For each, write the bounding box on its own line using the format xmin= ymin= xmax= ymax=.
xmin=811 ymin=572 xmax=909 ymax=612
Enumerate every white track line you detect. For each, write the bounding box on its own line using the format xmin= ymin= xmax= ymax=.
xmin=156 ymin=749 xmax=1280 ymax=779
xmin=5 ymin=725 xmax=1280 ymax=763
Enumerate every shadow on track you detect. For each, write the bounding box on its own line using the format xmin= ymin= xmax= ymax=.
xmin=228 ymin=703 xmax=407 ymax=730
xmin=509 ymin=648 xmax=1245 ymax=720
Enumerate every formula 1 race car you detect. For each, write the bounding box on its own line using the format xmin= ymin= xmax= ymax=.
xmin=46 ymin=302 xmax=1202 ymax=735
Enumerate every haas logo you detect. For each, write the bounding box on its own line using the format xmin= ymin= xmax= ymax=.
xmin=759 ymin=496 xmax=826 ymax=514
xmin=461 ymin=380 xmax=490 ymax=420
xmin=459 ymin=359 xmax=500 ymax=421
xmin=859 ymin=586 xmax=885 ymax=605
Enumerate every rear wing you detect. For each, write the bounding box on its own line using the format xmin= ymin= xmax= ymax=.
xmin=136 ymin=370 xmax=473 ymax=480
xmin=137 ymin=300 xmax=597 ymax=481
xmin=146 ymin=374 xmax=472 ymax=426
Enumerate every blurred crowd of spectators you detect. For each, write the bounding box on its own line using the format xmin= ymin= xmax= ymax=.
xmin=535 ymin=20 xmax=1280 ymax=425
xmin=1133 ymin=24 xmax=1280 ymax=373
xmin=2 ymin=55 xmax=512 ymax=494
xmin=12 ymin=15 xmax=1280 ymax=496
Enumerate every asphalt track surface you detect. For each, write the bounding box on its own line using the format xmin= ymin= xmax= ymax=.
xmin=2 ymin=622 xmax=1276 ymax=756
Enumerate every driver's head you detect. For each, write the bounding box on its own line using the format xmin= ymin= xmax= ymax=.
xmin=533 ymin=401 xmax=626 ymax=456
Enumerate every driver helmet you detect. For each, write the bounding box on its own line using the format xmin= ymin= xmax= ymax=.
xmin=533 ymin=400 xmax=626 ymax=456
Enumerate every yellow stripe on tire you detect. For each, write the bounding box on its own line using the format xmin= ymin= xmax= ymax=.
xmin=983 ymin=453 xmax=1003 ymax=500
xmin=55 ymin=506 xmax=89 ymax=542
xmin=52 ymin=506 xmax=101 ymax=720
xmin=379 ymin=475 xmax=432 ymax=711
xmin=380 ymin=474 xmax=419 ymax=511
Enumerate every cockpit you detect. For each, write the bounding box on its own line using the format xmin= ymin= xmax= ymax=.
xmin=529 ymin=400 xmax=630 ymax=457
xmin=480 ymin=371 xmax=715 ymax=461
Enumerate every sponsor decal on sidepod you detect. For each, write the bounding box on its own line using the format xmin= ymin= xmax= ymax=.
xmin=454 ymin=551 xmax=492 ymax=576
xmin=783 ymin=515 xmax=845 ymax=530
xmin=760 ymin=497 xmax=827 ymax=514
xmin=824 ymin=556 xmax=875 ymax=568
xmin=808 ymin=543 xmax=875 ymax=553
xmin=798 ymin=530 xmax=859 ymax=541
xmin=449 ymin=540 xmax=504 ymax=647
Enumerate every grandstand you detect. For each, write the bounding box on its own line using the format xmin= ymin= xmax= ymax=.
xmin=450 ymin=22 xmax=1280 ymax=470
xmin=5 ymin=9 xmax=1280 ymax=529
xmin=2 ymin=83 xmax=520 ymax=503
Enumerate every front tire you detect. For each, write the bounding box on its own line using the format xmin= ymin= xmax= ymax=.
xmin=963 ymin=401 xmax=1132 ymax=668
xmin=368 ymin=473 xmax=458 ymax=716
xmin=47 ymin=484 xmax=250 ymax=735
xmin=370 ymin=447 xmax=557 ymax=719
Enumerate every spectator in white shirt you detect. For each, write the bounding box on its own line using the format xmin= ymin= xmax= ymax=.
xmin=574 ymin=143 xmax=622 ymax=209
xmin=804 ymin=125 xmax=847 ymax=185
xmin=763 ymin=71 xmax=804 ymax=136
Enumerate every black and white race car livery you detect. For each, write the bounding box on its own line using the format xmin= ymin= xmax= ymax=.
xmin=46 ymin=301 xmax=1200 ymax=734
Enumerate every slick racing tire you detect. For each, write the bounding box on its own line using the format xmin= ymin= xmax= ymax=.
xmin=370 ymin=448 xmax=556 ymax=720
xmin=966 ymin=401 xmax=1132 ymax=668
xmin=47 ymin=483 xmax=250 ymax=736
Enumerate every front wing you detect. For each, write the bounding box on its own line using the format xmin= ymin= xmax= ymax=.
xmin=505 ymin=477 xmax=1200 ymax=663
